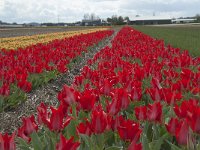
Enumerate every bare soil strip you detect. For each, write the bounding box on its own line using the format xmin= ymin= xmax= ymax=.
xmin=0 ymin=28 xmax=120 ymax=134
xmin=0 ymin=27 xmax=102 ymax=38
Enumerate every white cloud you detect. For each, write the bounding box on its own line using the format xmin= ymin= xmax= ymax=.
xmin=0 ymin=0 xmax=199 ymax=23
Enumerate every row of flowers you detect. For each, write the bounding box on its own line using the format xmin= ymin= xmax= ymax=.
xmin=0 ymin=26 xmax=200 ymax=150
xmin=0 ymin=28 xmax=109 ymax=50
xmin=0 ymin=29 xmax=113 ymax=111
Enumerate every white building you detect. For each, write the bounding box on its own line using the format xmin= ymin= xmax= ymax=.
xmin=172 ymin=18 xmax=197 ymax=24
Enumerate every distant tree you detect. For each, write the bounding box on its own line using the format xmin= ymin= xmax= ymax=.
xmin=124 ymin=16 xmax=130 ymax=22
xmin=195 ymin=14 xmax=200 ymax=22
xmin=107 ymin=17 xmax=112 ymax=23
xmin=111 ymin=15 xmax=118 ymax=25
xmin=117 ymin=16 xmax=125 ymax=25
xmin=107 ymin=15 xmax=128 ymax=25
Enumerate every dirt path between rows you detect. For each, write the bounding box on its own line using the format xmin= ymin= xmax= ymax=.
xmin=0 ymin=27 xmax=120 ymax=134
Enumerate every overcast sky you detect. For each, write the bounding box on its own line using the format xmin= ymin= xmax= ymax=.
xmin=0 ymin=0 xmax=199 ymax=23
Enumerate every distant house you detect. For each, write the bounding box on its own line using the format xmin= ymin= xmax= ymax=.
xmin=75 ymin=21 xmax=82 ymax=26
xmin=82 ymin=19 xmax=102 ymax=26
xmin=25 ymin=22 xmax=41 ymax=27
xmin=129 ymin=16 xmax=172 ymax=25
xmin=172 ymin=18 xmax=197 ymax=24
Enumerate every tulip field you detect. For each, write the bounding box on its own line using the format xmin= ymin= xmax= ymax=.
xmin=0 ymin=26 xmax=200 ymax=150
xmin=0 ymin=28 xmax=113 ymax=111
xmin=0 ymin=28 xmax=109 ymax=50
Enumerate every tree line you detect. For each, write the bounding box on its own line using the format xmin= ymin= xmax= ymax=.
xmin=107 ymin=15 xmax=130 ymax=25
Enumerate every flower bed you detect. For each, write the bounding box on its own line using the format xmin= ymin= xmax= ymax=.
xmin=0 ymin=28 xmax=109 ymax=50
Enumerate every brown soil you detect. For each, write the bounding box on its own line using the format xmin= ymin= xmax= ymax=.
xmin=0 ymin=27 xmax=104 ymax=38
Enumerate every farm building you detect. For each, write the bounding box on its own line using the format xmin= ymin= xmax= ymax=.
xmin=82 ymin=19 xmax=102 ymax=26
xmin=129 ymin=16 xmax=172 ymax=25
xmin=172 ymin=18 xmax=197 ymax=24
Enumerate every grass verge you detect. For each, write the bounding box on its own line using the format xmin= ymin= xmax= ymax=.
xmin=133 ymin=25 xmax=200 ymax=56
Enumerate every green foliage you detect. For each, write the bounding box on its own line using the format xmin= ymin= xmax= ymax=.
xmin=28 ymin=70 xmax=58 ymax=89
xmin=0 ymin=85 xmax=26 ymax=112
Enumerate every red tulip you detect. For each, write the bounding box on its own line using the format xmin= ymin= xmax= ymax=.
xmin=37 ymin=102 xmax=48 ymax=124
xmin=130 ymin=87 xmax=142 ymax=101
xmin=135 ymin=105 xmax=147 ymax=121
xmin=56 ymin=134 xmax=80 ymax=150
xmin=110 ymin=115 xmax=124 ymax=131
xmin=107 ymin=96 xmax=121 ymax=116
xmin=99 ymin=79 xmax=113 ymax=95
xmin=117 ymin=117 xmax=141 ymax=142
xmin=77 ymin=90 xmax=96 ymax=111
xmin=146 ymin=88 xmax=163 ymax=101
xmin=158 ymin=88 xmax=182 ymax=105
xmin=18 ymin=115 xmax=38 ymax=142
xmin=187 ymin=106 xmax=200 ymax=134
xmin=147 ymin=102 xmax=162 ymax=123
xmin=58 ymin=85 xmax=80 ymax=106
xmin=57 ymin=63 xmax=68 ymax=73
xmin=0 ymin=132 xmax=16 ymax=150
xmin=0 ymin=84 xmax=10 ymax=96
xmin=90 ymin=105 xmax=108 ymax=134
xmin=17 ymin=80 xmax=32 ymax=92
xmin=151 ymin=77 xmax=162 ymax=90
xmin=175 ymin=120 xmax=190 ymax=145
xmin=165 ymin=118 xmax=179 ymax=136
xmin=114 ymin=88 xmax=130 ymax=110
xmin=47 ymin=106 xmax=64 ymax=131
xmin=77 ymin=121 xmax=92 ymax=136
xmin=174 ymin=100 xmax=198 ymax=119
xmin=128 ymin=131 xmax=142 ymax=150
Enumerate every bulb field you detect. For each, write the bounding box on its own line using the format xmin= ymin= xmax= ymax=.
xmin=0 ymin=26 xmax=200 ymax=150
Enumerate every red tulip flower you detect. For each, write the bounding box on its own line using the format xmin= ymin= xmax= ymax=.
xmin=147 ymin=102 xmax=162 ymax=123
xmin=187 ymin=106 xmax=200 ymax=134
xmin=37 ymin=103 xmax=71 ymax=131
xmin=17 ymin=115 xmax=38 ymax=142
xmin=130 ymin=87 xmax=142 ymax=101
xmin=0 ymin=132 xmax=16 ymax=150
xmin=0 ymin=84 xmax=10 ymax=96
xmin=90 ymin=105 xmax=108 ymax=134
xmin=135 ymin=105 xmax=147 ymax=121
xmin=165 ymin=118 xmax=179 ymax=136
xmin=174 ymin=100 xmax=198 ymax=119
xmin=47 ymin=106 xmax=65 ymax=131
xmin=37 ymin=102 xmax=48 ymax=124
xmin=99 ymin=79 xmax=113 ymax=95
xmin=77 ymin=121 xmax=92 ymax=136
xmin=17 ymin=80 xmax=32 ymax=93
xmin=128 ymin=131 xmax=142 ymax=150
xmin=58 ymin=85 xmax=80 ymax=106
xmin=56 ymin=134 xmax=80 ymax=150
xmin=175 ymin=120 xmax=190 ymax=145
xmin=117 ymin=117 xmax=141 ymax=142
xmin=77 ymin=90 xmax=96 ymax=111
xmin=146 ymin=88 xmax=163 ymax=101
